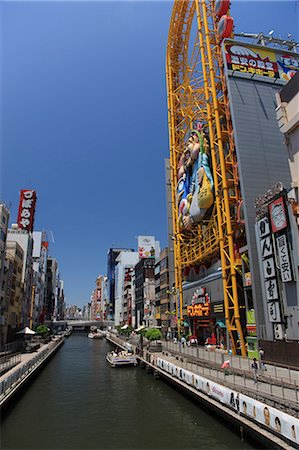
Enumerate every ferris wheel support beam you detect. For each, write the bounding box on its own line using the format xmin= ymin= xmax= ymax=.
xmin=166 ymin=0 xmax=246 ymax=355
xmin=200 ymin=0 xmax=246 ymax=357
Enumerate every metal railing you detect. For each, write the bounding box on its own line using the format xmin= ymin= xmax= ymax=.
xmin=0 ymin=354 xmax=21 ymax=375
xmin=0 ymin=338 xmax=63 ymax=402
xmin=162 ymin=342 xmax=299 ymax=406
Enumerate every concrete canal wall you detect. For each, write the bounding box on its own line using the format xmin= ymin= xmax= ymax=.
xmin=106 ymin=335 xmax=299 ymax=450
xmin=0 ymin=337 xmax=65 ymax=410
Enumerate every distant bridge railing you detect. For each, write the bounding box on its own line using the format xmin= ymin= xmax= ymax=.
xmin=49 ymin=320 xmax=115 ymax=328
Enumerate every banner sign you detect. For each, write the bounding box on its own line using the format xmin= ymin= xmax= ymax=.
xmin=17 ymin=189 xmax=37 ymax=232
xmin=224 ymin=41 xmax=299 ymax=81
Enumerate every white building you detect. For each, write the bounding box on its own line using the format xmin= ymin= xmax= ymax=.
xmin=7 ymin=225 xmax=33 ymax=327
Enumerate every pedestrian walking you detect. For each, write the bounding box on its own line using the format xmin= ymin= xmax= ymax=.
xmin=259 ymin=348 xmax=267 ymax=371
xmin=252 ymin=357 xmax=258 ymax=384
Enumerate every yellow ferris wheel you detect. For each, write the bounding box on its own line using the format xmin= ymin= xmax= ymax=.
xmin=166 ymin=0 xmax=246 ymax=356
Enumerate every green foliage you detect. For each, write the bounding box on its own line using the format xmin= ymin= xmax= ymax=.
xmin=145 ymin=328 xmax=162 ymax=341
xmin=119 ymin=325 xmax=133 ymax=337
xmin=138 ymin=328 xmax=148 ymax=337
xmin=36 ymin=325 xmax=50 ymax=337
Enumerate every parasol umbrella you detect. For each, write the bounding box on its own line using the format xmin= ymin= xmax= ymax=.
xmin=17 ymin=327 xmax=36 ymax=335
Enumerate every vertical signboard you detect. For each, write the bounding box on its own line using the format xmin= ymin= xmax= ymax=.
xmin=17 ymin=190 xmax=37 ymax=232
xmin=268 ymin=195 xmax=293 ymax=283
xmin=257 ymin=216 xmax=282 ymax=327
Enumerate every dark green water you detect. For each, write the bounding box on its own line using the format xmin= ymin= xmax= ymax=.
xmin=2 ymin=335 xmax=257 ymax=449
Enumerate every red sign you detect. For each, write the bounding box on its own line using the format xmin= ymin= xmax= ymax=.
xmin=269 ymin=196 xmax=288 ymax=233
xmin=17 ymin=190 xmax=37 ymax=232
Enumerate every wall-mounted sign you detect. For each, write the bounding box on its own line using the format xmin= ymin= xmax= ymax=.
xmin=192 ymin=287 xmax=210 ymax=304
xmin=17 ymin=189 xmax=37 ymax=232
xmin=258 ymin=216 xmax=270 ymax=239
xmin=273 ymin=323 xmax=284 ymax=340
xmin=257 ymin=216 xmax=283 ymax=325
xmin=269 ymin=196 xmax=288 ymax=233
xmin=265 ymin=278 xmax=279 ymax=301
xmin=138 ymin=236 xmax=155 ymax=259
xmin=187 ymin=302 xmax=210 ymax=318
xmin=224 ymin=41 xmax=299 ymax=81
xmin=262 ymin=257 xmax=276 ymax=279
xmin=276 ymin=234 xmax=292 ymax=282
xmin=267 ymin=301 xmax=282 ymax=323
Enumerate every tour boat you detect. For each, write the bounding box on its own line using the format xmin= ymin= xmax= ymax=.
xmin=88 ymin=331 xmax=103 ymax=339
xmin=106 ymin=350 xmax=137 ymax=367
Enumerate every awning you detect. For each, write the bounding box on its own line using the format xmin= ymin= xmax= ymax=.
xmin=121 ymin=324 xmax=128 ymax=330
xmin=216 ymin=320 xmax=226 ymax=329
xmin=135 ymin=325 xmax=145 ymax=332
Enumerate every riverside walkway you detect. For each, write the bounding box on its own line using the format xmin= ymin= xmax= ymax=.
xmin=0 ymin=336 xmax=64 ymax=407
xmin=108 ymin=334 xmax=299 ymax=415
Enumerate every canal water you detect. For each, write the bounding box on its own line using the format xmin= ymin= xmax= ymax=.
xmin=2 ymin=335 xmax=256 ymax=449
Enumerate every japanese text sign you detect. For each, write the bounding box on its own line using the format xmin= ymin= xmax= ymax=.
xmin=187 ymin=302 xmax=210 ymax=318
xmin=276 ymin=234 xmax=292 ymax=282
xmin=224 ymin=41 xmax=299 ymax=81
xmin=17 ymin=190 xmax=37 ymax=232
xmin=269 ymin=196 xmax=288 ymax=233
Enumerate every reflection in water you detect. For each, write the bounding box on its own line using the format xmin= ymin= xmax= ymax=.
xmin=2 ymin=335 xmax=256 ymax=449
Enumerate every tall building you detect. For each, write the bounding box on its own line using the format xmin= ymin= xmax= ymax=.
xmin=114 ymin=251 xmax=139 ymax=326
xmin=155 ymin=248 xmax=171 ymax=337
xmin=32 ymin=231 xmax=48 ymax=326
xmin=45 ymin=257 xmax=58 ymax=321
xmin=134 ymin=258 xmax=155 ymax=328
xmin=7 ymin=225 xmax=33 ymax=327
xmin=106 ymin=248 xmax=134 ymax=320
xmin=4 ymin=241 xmax=24 ymax=342
xmin=0 ymin=202 xmax=10 ymax=344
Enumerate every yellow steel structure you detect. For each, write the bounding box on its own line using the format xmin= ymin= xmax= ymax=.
xmin=166 ymin=0 xmax=246 ymax=356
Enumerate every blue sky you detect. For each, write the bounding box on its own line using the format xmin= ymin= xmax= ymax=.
xmin=1 ymin=1 xmax=298 ymax=306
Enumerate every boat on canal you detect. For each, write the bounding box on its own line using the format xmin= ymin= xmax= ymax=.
xmin=88 ymin=331 xmax=104 ymax=339
xmin=106 ymin=350 xmax=137 ymax=367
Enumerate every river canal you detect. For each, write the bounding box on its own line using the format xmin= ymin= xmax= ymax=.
xmin=2 ymin=335 xmax=257 ymax=449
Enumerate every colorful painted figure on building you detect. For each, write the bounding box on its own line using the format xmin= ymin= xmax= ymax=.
xmin=177 ymin=125 xmax=214 ymax=229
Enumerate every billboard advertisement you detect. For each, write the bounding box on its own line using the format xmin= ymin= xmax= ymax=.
xmin=177 ymin=126 xmax=214 ymax=230
xmin=17 ymin=189 xmax=37 ymax=232
xmin=224 ymin=40 xmax=299 ymax=81
xmin=157 ymin=357 xmax=299 ymax=446
xmin=138 ymin=236 xmax=155 ymax=259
